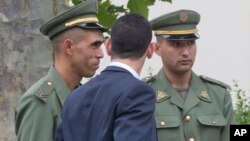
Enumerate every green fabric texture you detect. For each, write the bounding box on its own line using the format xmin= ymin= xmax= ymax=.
xmin=146 ymin=68 xmax=236 ymax=141
xmin=15 ymin=66 xmax=70 ymax=141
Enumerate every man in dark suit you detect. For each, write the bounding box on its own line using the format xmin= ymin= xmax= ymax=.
xmin=54 ymin=13 xmax=157 ymax=141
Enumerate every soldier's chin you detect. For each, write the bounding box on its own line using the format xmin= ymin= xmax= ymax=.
xmin=84 ymin=71 xmax=96 ymax=78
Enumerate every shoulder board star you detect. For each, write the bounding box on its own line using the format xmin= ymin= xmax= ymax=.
xmin=34 ymin=80 xmax=54 ymax=102
xmin=142 ymin=76 xmax=154 ymax=83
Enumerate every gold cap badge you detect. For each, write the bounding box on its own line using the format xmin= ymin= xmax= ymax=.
xmin=179 ymin=11 xmax=188 ymax=23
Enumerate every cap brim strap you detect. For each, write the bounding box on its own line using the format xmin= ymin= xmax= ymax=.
xmin=65 ymin=17 xmax=99 ymax=27
xmin=154 ymin=29 xmax=198 ymax=35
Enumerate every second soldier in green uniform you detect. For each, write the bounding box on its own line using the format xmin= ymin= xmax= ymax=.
xmin=145 ymin=9 xmax=236 ymax=141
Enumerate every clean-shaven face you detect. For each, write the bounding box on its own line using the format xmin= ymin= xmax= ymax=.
xmin=157 ymin=38 xmax=197 ymax=75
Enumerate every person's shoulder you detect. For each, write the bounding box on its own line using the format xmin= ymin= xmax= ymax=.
xmin=199 ymin=75 xmax=231 ymax=90
xmin=142 ymin=75 xmax=155 ymax=83
xmin=22 ymin=76 xmax=55 ymax=103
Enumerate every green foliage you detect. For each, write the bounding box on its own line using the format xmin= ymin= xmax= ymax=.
xmin=97 ymin=0 xmax=121 ymax=29
xmin=72 ymin=0 xmax=172 ymax=28
xmin=231 ymin=80 xmax=250 ymax=124
xmin=128 ymin=0 xmax=149 ymax=18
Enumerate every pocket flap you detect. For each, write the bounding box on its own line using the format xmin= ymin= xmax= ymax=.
xmin=197 ymin=115 xmax=227 ymax=126
xmin=155 ymin=115 xmax=179 ymax=128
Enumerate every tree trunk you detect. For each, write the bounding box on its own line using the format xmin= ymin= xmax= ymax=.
xmin=0 ymin=0 xmax=69 ymax=140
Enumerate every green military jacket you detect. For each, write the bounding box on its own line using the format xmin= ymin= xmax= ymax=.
xmin=145 ymin=69 xmax=236 ymax=141
xmin=15 ymin=66 xmax=70 ymax=141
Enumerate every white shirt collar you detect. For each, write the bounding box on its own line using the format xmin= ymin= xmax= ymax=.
xmin=108 ymin=62 xmax=140 ymax=79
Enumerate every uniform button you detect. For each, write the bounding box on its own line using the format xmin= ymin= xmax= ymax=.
xmin=185 ymin=115 xmax=191 ymax=121
xmin=212 ymin=121 xmax=216 ymax=125
xmin=189 ymin=138 xmax=195 ymax=141
xmin=160 ymin=121 xmax=166 ymax=126
xmin=47 ymin=81 xmax=52 ymax=86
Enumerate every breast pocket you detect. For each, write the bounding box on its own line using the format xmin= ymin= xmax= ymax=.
xmin=197 ymin=115 xmax=227 ymax=141
xmin=155 ymin=115 xmax=180 ymax=141
xmin=197 ymin=115 xmax=227 ymax=126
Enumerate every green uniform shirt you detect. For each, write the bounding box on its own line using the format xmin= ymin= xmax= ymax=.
xmin=15 ymin=66 xmax=70 ymax=141
xmin=146 ymin=69 xmax=236 ymax=141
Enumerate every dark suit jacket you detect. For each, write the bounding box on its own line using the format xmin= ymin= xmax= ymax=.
xmin=55 ymin=66 xmax=157 ymax=141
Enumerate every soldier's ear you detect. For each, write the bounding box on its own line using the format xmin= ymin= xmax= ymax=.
xmin=105 ymin=38 xmax=112 ymax=56
xmin=154 ymin=42 xmax=161 ymax=56
xmin=146 ymin=43 xmax=154 ymax=59
xmin=63 ymin=38 xmax=74 ymax=56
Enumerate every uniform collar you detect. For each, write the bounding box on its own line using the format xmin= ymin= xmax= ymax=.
xmin=154 ymin=69 xmax=184 ymax=108
xmin=189 ymin=72 xmax=211 ymax=103
xmin=47 ymin=66 xmax=70 ymax=106
xmin=154 ymin=69 xmax=212 ymax=109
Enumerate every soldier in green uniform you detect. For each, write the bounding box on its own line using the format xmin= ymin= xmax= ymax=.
xmin=145 ymin=9 xmax=236 ymax=141
xmin=15 ymin=1 xmax=107 ymax=141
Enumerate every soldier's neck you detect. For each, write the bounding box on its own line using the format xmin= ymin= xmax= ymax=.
xmin=164 ymin=69 xmax=191 ymax=90
xmin=54 ymin=63 xmax=81 ymax=91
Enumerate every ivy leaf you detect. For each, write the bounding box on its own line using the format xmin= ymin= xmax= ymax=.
xmin=108 ymin=5 xmax=127 ymax=13
xmin=98 ymin=0 xmax=118 ymax=29
xmin=127 ymin=0 xmax=149 ymax=18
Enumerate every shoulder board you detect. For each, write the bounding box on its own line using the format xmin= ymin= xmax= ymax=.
xmin=34 ymin=80 xmax=54 ymax=102
xmin=200 ymin=75 xmax=231 ymax=90
xmin=142 ymin=76 xmax=155 ymax=83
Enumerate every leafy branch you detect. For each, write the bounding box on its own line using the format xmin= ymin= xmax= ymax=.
xmin=72 ymin=0 xmax=172 ymax=28
xmin=231 ymin=80 xmax=250 ymax=124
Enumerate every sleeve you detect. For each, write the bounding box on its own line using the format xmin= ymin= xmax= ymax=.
xmin=15 ymin=95 xmax=54 ymax=141
xmin=114 ymin=82 xmax=157 ymax=141
xmin=221 ymin=90 xmax=236 ymax=141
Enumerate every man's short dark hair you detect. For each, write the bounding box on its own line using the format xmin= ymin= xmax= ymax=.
xmin=111 ymin=13 xmax=152 ymax=59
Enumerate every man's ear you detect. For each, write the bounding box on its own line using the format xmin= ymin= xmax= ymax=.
xmin=105 ymin=38 xmax=112 ymax=56
xmin=154 ymin=42 xmax=161 ymax=56
xmin=63 ymin=39 xmax=74 ymax=56
xmin=146 ymin=43 xmax=155 ymax=59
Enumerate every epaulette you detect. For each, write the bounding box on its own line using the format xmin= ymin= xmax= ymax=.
xmin=34 ymin=80 xmax=54 ymax=102
xmin=142 ymin=76 xmax=155 ymax=83
xmin=200 ymin=75 xmax=231 ymax=90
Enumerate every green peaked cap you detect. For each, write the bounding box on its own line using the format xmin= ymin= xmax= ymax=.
xmin=40 ymin=0 xmax=107 ymax=39
xmin=150 ymin=9 xmax=200 ymax=40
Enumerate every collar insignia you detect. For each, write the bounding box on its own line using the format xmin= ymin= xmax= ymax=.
xmin=157 ymin=90 xmax=169 ymax=101
xmin=199 ymin=90 xmax=211 ymax=102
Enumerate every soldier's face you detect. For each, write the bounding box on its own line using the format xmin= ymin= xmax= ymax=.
xmin=71 ymin=29 xmax=104 ymax=78
xmin=156 ymin=39 xmax=197 ymax=74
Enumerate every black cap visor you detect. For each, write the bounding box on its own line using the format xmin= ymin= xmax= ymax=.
xmin=160 ymin=33 xmax=199 ymax=40
xmin=77 ymin=23 xmax=108 ymax=32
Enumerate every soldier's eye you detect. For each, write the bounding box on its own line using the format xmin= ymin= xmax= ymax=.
xmin=187 ymin=40 xmax=195 ymax=46
xmin=169 ymin=41 xmax=179 ymax=47
xmin=91 ymin=40 xmax=103 ymax=48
